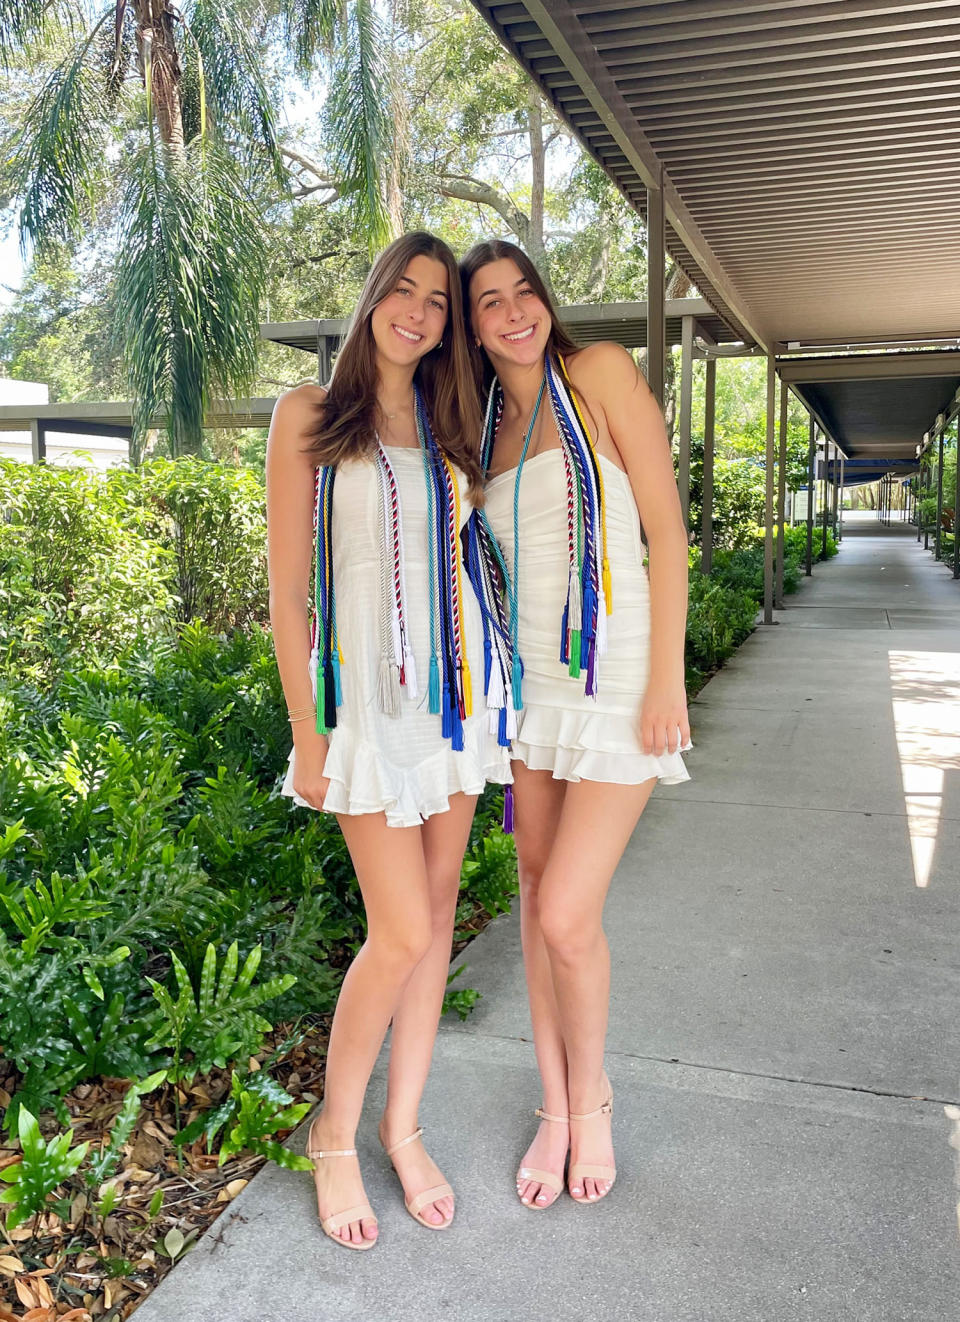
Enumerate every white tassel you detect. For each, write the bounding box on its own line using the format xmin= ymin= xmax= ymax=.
xmin=377 ymin=656 xmax=401 ymax=718
xmin=486 ymin=654 xmax=506 ymax=709
xmin=307 ymin=646 xmax=319 ymax=705
xmin=567 ymin=563 xmax=582 ymax=632
xmin=506 ymin=703 xmax=519 ymax=740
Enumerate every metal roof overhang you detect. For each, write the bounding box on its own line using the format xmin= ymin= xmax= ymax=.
xmin=0 ymin=400 xmax=278 ymax=432
xmin=469 ymin=2 xmax=960 ymax=354
xmin=778 ymin=351 xmax=960 ymax=459
xmin=260 ymin=298 xmax=742 ymax=354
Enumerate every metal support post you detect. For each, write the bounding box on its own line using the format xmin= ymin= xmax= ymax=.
xmin=954 ymin=420 xmax=960 ymax=579
xmin=646 ymin=169 xmax=666 ymax=406
xmin=831 ymin=453 xmax=839 ymax=536
xmin=821 ymin=438 xmax=830 ymax=560
xmin=935 ymin=427 xmax=945 ymax=560
xmin=805 ymin=416 xmax=815 ymax=576
xmin=702 ymin=357 xmax=716 ymax=576
xmin=763 ymin=356 xmax=776 ymax=624
xmin=677 ymin=314 xmax=693 ymax=528
xmin=775 ymin=374 xmax=788 ymax=607
xmin=838 ymin=457 xmax=844 ymax=540
xmin=30 ymin=419 xmax=46 ymax=464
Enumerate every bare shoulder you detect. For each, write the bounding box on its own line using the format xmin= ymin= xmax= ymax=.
xmin=268 ymin=383 xmax=326 ymax=467
xmin=565 ymin=341 xmax=648 ymax=400
xmin=272 ymin=381 xmax=327 ymax=429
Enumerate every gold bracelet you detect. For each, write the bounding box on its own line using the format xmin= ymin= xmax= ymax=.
xmin=286 ymin=706 xmax=316 ymax=718
xmin=288 ymin=712 xmax=316 ymax=724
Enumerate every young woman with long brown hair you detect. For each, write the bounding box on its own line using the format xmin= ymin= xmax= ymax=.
xmin=460 ymin=239 xmax=691 ymax=1211
xmin=267 ymin=232 xmax=511 ymax=1250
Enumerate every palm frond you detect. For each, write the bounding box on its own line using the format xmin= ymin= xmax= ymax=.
xmin=12 ymin=9 xmax=115 ymax=252
xmin=325 ymin=0 xmax=391 ymax=250
xmin=0 ymin=0 xmax=55 ymax=57
xmin=274 ymin=0 xmax=341 ymax=74
xmin=114 ymin=139 xmax=267 ymax=458
xmin=186 ymin=0 xmax=286 ymax=187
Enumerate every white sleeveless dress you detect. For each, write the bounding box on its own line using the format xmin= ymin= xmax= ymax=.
xmin=484 ymin=449 xmax=690 ymax=785
xmin=281 ymin=450 xmax=511 ymax=826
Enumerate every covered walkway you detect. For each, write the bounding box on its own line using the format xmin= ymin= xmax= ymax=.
xmin=134 ymin=523 xmax=960 ymax=1322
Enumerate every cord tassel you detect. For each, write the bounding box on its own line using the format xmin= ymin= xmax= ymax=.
xmin=502 ymin=784 xmax=514 ymax=834
xmin=428 ymin=654 xmax=441 ymax=714
xmin=511 ymin=652 xmax=523 ymax=712
xmin=332 ymin=652 xmax=343 ymax=707
xmin=322 ymin=659 xmax=337 ymax=731
xmin=377 ymin=657 xmax=401 ymax=718
xmin=461 ymin=660 xmax=473 ymax=717
xmin=602 ymin=557 xmax=613 ymax=614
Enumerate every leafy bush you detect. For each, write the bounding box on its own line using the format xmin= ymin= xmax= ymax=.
xmin=136 ymin=458 xmax=268 ymax=629
xmin=0 ymin=459 xmax=175 ymax=683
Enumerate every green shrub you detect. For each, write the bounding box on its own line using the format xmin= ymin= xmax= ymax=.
xmin=136 ymin=458 xmax=268 ymax=629
xmin=0 ymin=459 xmax=175 ymax=683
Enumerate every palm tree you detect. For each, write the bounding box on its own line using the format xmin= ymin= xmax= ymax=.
xmin=2 ymin=0 xmax=393 ymax=458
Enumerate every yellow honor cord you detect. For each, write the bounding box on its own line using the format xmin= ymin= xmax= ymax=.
xmin=558 ymin=354 xmax=613 ymax=615
xmin=441 ymin=454 xmax=473 ymax=717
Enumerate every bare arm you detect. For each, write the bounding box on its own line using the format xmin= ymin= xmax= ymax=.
xmin=266 ymin=386 xmax=330 ymax=805
xmin=569 ymin=342 xmax=690 ymax=755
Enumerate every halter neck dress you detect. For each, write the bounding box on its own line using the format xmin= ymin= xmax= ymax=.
xmin=281 ymin=450 xmax=511 ymax=826
xmin=484 ymin=448 xmax=690 ymax=785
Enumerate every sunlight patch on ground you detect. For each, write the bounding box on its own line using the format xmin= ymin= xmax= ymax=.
xmin=888 ymin=650 xmax=960 ymax=889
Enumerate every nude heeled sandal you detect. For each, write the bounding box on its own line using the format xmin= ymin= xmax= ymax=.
xmin=306 ymin=1122 xmax=378 ymax=1251
xmin=381 ymin=1127 xmax=455 ymax=1230
xmin=516 ymin=1107 xmax=568 ymax=1209
xmin=568 ymin=1078 xmax=616 ymax=1202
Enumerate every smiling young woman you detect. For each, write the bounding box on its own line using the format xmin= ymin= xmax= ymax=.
xmin=266 ymin=232 xmax=513 ymax=1251
xmin=461 ymin=239 xmax=691 ymax=1211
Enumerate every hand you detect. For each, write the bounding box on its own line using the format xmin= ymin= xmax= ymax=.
xmin=292 ymin=729 xmax=330 ymax=810
xmin=636 ymin=680 xmax=690 ymax=756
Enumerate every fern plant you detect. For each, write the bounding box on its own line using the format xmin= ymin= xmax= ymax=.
xmin=175 ymin=1069 xmax=312 ymax=1170
xmin=145 ymin=941 xmax=296 ymax=1082
xmin=0 ymin=1106 xmax=88 ymax=1229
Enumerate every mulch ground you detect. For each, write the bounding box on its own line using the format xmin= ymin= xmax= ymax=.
xmin=0 ymin=1020 xmax=331 ymax=1321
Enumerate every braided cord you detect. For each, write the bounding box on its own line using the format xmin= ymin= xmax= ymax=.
xmin=558 ymin=354 xmax=612 ymax=614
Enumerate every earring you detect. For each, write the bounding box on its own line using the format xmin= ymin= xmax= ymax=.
xmin=474 ymin=337 xmax=481 ymax=347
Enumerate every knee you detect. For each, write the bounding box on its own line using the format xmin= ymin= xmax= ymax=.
xmin=517 ymin=854 xmax=549 ymax=911
xmin=367 ymin=919 xmax=433 ymax=973
xmin=539 ymin=899 xmax=602 ymax=964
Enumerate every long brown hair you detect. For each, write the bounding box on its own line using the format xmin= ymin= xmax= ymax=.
xmin=306 ymin=232 xmax=484 ymax=501
xmin=459 ymin=240 xmax=580 ymax=393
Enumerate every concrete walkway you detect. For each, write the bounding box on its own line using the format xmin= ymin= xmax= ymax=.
xmin=135 ymin=521 xmax=960 ymax=1322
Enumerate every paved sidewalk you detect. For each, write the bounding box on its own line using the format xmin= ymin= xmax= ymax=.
xmin=135 ymin=523 xmax=960 ymax=1322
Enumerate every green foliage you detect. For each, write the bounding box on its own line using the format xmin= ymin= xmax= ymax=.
xmin=84 ymin=1072 xmax=167 ymax=1188
xmin=442 ymin=964 xmax=482 ymax=1021
xmin=0 ymin=458 xmax=176 ymax=683
xmin=146 ymin=942 xmax=296 ymax=1083
xmin=0 ymin=1105 xmax=88 ymax=1228
xmin=136 ymin=458 xmax=268 ymax=628
xmin=176 ymin=1069 xmax=312 ymax=1169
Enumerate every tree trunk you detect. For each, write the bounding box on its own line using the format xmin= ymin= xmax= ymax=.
xmin=135 ymin=1 xmax=186 ymax=157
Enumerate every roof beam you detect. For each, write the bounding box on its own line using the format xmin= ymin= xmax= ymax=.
xmin=506 ymin=0 xmax=769 ymax=348
xmin=777 ymin=353 xmax=960 ymax=384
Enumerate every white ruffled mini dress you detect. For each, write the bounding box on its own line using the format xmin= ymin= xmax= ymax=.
xmin=484 ymin=449 xmax=690 ymax=785
xmin=281 ymin=449 xmax=511 ymax=827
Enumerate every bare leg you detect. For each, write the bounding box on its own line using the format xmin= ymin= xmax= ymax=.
xmin=537 ymin=777 xmax=656 ymax=1202
xmin=309 ymin=812 xmax=433 ymax=1246
xmin=379 ymin=792 xmax=478 ymax=1225
xmin=511 ymin=762 xmax=570 ymax=1208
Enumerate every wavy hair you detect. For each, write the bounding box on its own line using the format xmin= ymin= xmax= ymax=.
xmin=306 ymin=232 xmax=484 ymax=501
